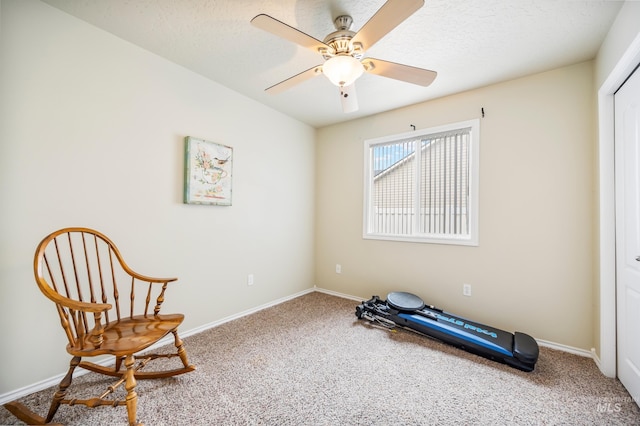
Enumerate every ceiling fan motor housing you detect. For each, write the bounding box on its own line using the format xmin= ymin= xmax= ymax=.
xmin=322 ymin=15 xmax=364 ymax=59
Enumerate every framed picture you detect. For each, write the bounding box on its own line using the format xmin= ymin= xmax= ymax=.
xmin=184 ymin=136 xmax=233 ymax=205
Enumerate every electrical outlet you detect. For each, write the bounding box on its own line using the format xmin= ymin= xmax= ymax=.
xmin=247 ymin=274 xmax=254 ymax=286
xmin=335 ymin=264 xmax=342 ymax=274
xmin=463 ymin=283 xmax=472 ymax=297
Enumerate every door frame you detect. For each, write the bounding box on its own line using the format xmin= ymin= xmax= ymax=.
xmin=598 ymin=33 xmax=640 ymax=378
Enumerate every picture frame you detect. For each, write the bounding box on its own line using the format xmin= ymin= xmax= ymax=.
xmin=184 ymin=136 xmax=233 ymax=205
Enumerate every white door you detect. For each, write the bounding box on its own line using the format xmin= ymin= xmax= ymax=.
xmin=615 ymin=64 xmax=640 ymax=404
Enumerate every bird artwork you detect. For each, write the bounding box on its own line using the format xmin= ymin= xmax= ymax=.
xmin=184 ymin=137 xmax=233 ymax=206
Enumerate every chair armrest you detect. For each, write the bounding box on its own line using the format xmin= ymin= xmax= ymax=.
xmin=38 ymin=283 xmax=112 ymax=313
xmin=129 ymin=272 xmax=178 ymax=284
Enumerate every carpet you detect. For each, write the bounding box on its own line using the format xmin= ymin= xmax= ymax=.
xmin=2 ymin=292 xmax=639 ymax=425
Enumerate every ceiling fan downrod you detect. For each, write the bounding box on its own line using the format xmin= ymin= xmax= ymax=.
xmin=333 ymin=15 xmax=353 ymax=31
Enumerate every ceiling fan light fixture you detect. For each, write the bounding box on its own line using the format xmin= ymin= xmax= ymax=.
xmin=322 ymin=55 xmax=364 ymax=87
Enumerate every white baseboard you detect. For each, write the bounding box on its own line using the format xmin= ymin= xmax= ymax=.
xmin=536 ymin=339 xmax=593 ymax=358
xmin=591 ymin=347 xmax=603 ymax=371
xmin=0 ymin=286 xmax=598 ymax=405
xmin=313 ymin=285 xmax=367 ymax=302
xmin=179 ymin=287 xmax=316 ymax=339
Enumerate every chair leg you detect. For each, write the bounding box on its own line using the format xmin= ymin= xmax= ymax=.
xmin=123 ymin=354 xmax=142 ymax=426
xmin=46 ymin=356 xmax=81 ymax=423
xmin=115 ymin=355 xmax=124 ymax=372
xmin=172 ymin=330 xmax=193 ymax=369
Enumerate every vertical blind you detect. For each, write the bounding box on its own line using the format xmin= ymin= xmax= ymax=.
xmin=369 ymin=128 xmax=471 ymax=237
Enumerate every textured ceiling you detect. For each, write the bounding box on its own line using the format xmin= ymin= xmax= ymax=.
xmin=41 ymin=0 xmax=624 ymax=128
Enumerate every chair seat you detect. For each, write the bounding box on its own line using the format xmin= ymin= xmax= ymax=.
xmin=67 ymin=314 xmax=185 ymax=357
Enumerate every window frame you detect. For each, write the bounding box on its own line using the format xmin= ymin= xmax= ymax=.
xmin=362 ymin=119 xmax=480 ymax=246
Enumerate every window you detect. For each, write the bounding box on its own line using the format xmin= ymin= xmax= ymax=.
xmin=363 ymin=119 xmax=479 ymax=245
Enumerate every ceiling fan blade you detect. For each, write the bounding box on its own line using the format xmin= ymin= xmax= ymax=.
xmin=265 ymin=65 xmax=324 ymax=95
xmin=251 ymin=14 xmax=331 ymax=54
xmin=339 ymin=84 xmax=358 ymax=113
xmin=363 ymin=58 xmax=437 ymax=87
xmin=351 ymin=0 xmax=424 ymax=51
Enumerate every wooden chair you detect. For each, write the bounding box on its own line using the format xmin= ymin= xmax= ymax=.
xmin=4 ymin=227 xmax=195 ymax=426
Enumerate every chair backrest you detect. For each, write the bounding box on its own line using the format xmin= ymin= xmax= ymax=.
xmin=34 ymin=227 xmax=174 ymax=349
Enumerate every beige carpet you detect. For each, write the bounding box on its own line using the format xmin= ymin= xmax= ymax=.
xmin=2 ymin=292 xmax=639 ymax=425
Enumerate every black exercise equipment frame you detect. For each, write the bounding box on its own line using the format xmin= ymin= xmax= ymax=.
xmin=355 ymin=292 xmax=539 ymax=372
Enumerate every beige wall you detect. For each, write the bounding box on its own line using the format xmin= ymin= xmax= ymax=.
xmin=316 ymin=62 xmax=595 ymax=350
xmin=0 ymin=0 xmax=315 ymax=394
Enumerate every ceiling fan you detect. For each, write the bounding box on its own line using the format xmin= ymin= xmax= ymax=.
xmin=251 ymin=0 xmax=437 ymax=113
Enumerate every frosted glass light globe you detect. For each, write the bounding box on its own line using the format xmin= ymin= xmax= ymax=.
xmin=323 ymin=55 xmax=364 ymax=87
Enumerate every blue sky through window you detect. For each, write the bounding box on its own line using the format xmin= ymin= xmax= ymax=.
xmin=372 ymin=141 xmax=416 ymax=176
